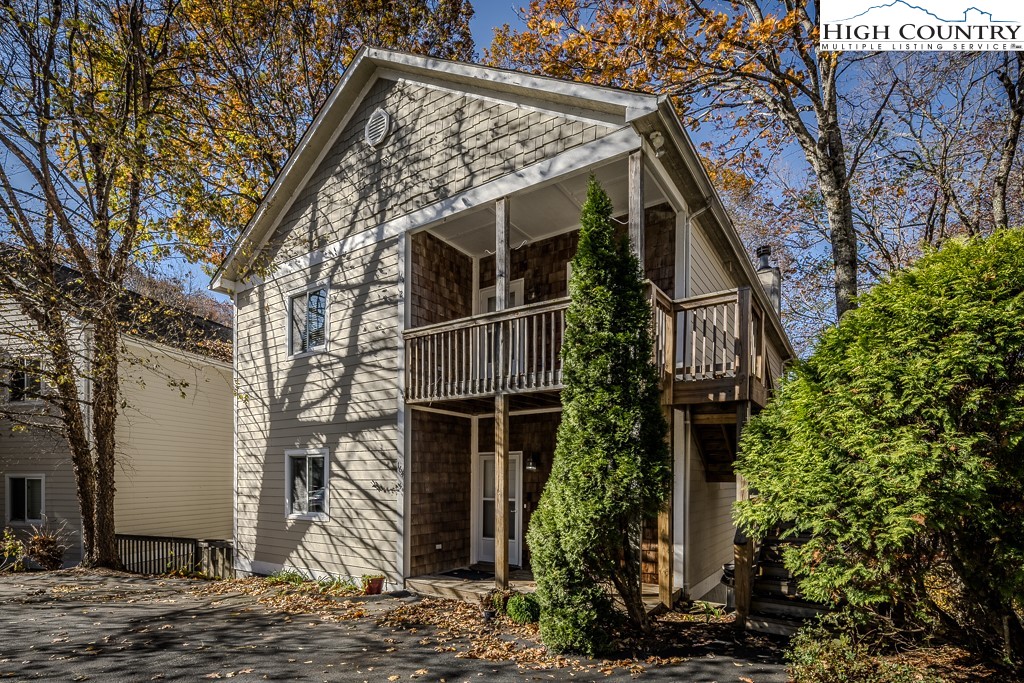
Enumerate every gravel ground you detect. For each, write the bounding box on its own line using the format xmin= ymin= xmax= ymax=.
xmin=0 ymin=570 xmax=788 ymax=682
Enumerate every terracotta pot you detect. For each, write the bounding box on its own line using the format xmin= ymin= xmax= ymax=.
xmin=364 ymin=577 xmax=384 ymax=595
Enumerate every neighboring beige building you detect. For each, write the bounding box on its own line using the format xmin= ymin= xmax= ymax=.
xmin=0 ymin=297 xmax=233 ymax=565
xmin=212 ymin=48 xmax=795 ymax=604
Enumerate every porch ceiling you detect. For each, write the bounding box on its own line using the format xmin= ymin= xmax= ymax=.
xmin=425 ymin=157 xmax=668 ymax=258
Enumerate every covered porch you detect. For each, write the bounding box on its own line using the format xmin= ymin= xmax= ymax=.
xmin=401 ymin=149 xmax=782 ymax=611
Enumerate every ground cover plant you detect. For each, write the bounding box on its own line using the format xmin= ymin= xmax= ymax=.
xmin=736 ymin=229 xmax=1024 ymax=672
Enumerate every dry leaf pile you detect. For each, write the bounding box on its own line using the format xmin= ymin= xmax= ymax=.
xmin=189 ymin=577 xmax=368 ymax=621
xmin=374 ymin=596 xmax=694 ymax=676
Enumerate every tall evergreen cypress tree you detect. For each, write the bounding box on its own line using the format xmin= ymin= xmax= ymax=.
xmin=527 ymin=177 xmax=671 ymax=654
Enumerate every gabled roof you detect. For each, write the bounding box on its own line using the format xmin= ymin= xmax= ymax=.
xmin=211 ymin=47 xmax=659 ymax=292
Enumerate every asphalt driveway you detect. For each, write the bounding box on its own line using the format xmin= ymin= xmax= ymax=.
xmin=0 ymin=570 xmax=788 ymax=682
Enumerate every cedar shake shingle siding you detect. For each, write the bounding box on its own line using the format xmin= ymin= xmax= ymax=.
xmin=410 ymin=231 xmax=473 ymax=327
xmin=409 ymin=411 xmax=471 ymax=575
xmin=267 ymin=78 xmax=614 ymax=264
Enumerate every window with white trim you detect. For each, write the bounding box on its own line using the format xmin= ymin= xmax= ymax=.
xmin=7 ymin=475 xmax=43 ymax=524
xmin=285 ymin=449 xmax=328 ymax=518
xmin=290 ymin=286 xmax=327 ymax=355
xmin=7 ymin=357 xmax=43 ymax=402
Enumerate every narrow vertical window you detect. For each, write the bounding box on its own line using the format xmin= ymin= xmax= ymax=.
xmin=8 ymin=476 xmax=43 ymax=523
xmin=286 ymin=449 xmax=329 ymax=518
xmin=8 ymin=358 xmax=43 ymax=402
xmin=290 ymin=286 xmax=327 ymax=354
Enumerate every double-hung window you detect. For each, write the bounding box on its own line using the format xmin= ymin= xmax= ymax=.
xmin=8 ymin=357 xmax=43 ymax=402
xmin=7 ymin=475 xmax=44 ymax=524
xmin=285 ymin=449 xmax=328 ymax=519
xmin=290 ymin=285 xmax=327 ymax=355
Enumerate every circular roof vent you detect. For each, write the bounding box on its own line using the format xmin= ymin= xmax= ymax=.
xmin=364 ymin=108 xmax=391 ymax=147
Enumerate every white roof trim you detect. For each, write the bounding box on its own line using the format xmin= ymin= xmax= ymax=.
xmin=211 ymin=47 xmax=659 ymax=289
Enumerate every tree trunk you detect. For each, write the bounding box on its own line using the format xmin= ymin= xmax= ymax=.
xmin=89 ymin=312 xmax=121 ymax=569
xmin=611 ymin=517 xmax=650 ymax=632
xmin=993 ymin=54 xmax=1024 ymax=231
xmin=816 ymin=138 xmax=859 ymax=319
xmin=43 ymin=315 xmax=98 ymax=560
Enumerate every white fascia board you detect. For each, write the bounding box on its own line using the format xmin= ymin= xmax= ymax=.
xmin=377 ymin=69 xmax=625 ymax=128
xmin=365 ymin=48 xmax=658 ymax=121
xmin=237 ymin=126 xmax=643 ymax=292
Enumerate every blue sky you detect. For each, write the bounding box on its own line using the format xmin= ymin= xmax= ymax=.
xmin=469 ymin=3 xmax=525 ymax=50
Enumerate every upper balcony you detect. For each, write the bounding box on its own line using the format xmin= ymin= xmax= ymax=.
xmin=404 ymin=283 xmax=771 ymax=411
xmin=401 ymin=155 xmax=779 ymax=413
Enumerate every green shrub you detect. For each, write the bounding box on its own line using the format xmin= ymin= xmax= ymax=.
xmin=0 ymin=528 xmax=25 ymax=572
xmin=492 ymin=588 xmax=516 ymax=614
xmin=266 ymin=569 xmax=308 ymax=586
xmin=528 ymin=177 xmax=670 ymax=655
xmin=789 ymin=617 xmax=943 ymax=683
xmin=736 ymin=230 xmax=1024 ymax=663
xmin=506 ymin=592 xmax=540 ymax=625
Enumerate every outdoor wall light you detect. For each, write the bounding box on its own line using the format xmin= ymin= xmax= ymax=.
xmin=649 ymin=131 xmax=666 ymax=158
xmin=525 ymin=453 xmax=539 ymax=471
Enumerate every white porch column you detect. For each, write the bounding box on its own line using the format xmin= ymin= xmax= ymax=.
xmin=628 ymin=150 xmax=645 ymax=261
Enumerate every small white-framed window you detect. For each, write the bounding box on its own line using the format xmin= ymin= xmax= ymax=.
xmin=289 ymin=285 xmax=328 ymax=356
xmin=7 ymin=357 xmax=44 ymax=403
xmin=6 ymin=474 xmax=44 ymax=524
xmin=285 ymin=448 xmax=329 ymax=520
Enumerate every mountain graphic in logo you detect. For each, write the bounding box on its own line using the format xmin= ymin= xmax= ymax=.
xmin=837 ymin=1 xmax=1012 ymax=23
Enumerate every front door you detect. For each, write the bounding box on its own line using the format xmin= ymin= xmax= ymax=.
xmin=475 ymin=452 xmax=522 ymax=567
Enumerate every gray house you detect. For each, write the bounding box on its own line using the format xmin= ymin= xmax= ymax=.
xmin=212 ymin=48 xmax=794 ymax=608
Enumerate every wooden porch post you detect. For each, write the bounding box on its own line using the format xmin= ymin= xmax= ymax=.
xmin=494 ymin=196 xmax=511 ymax=589
xmin=734 ymin=530 xmax=754 ymax=629
xmin=494 ymin=394 xmax=510 ymax=589
xmin=734 ymin=401 xmax=753 ymax=628
xmin=628 ymin=150 xmax=645 ymax=260
xmin=658 ymin=292 xmax=676 ymax=608
xmin=658 ymin=407 xmax=674 ymax=608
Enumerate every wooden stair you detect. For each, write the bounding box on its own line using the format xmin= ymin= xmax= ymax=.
xmin=746 ymin=530 xmax=826 ymax=637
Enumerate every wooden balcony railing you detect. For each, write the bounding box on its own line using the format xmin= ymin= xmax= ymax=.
xmin=404 ymin=284 xmax=767 ymax=406
xmin=673 ymin=287 xmax=766 ymax=404
xmin=405 ymin=297 xmax=569 ymax=402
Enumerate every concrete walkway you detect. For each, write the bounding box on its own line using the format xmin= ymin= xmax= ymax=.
xmin=0 ymin=570 xmax=788 ymax=682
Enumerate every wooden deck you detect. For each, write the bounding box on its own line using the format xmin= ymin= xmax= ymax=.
xmin=404 ymin=285 xmax=770 ymax=409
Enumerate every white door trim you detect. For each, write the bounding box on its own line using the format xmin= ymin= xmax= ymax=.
xmin=472 ymin=450 xmax=524 ymax=567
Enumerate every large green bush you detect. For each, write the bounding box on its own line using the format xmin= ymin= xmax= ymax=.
xmin=527 ymin=178 xmax=670 ymax=655
xmin=736 ymin=230 xmax=1024 ymax=665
